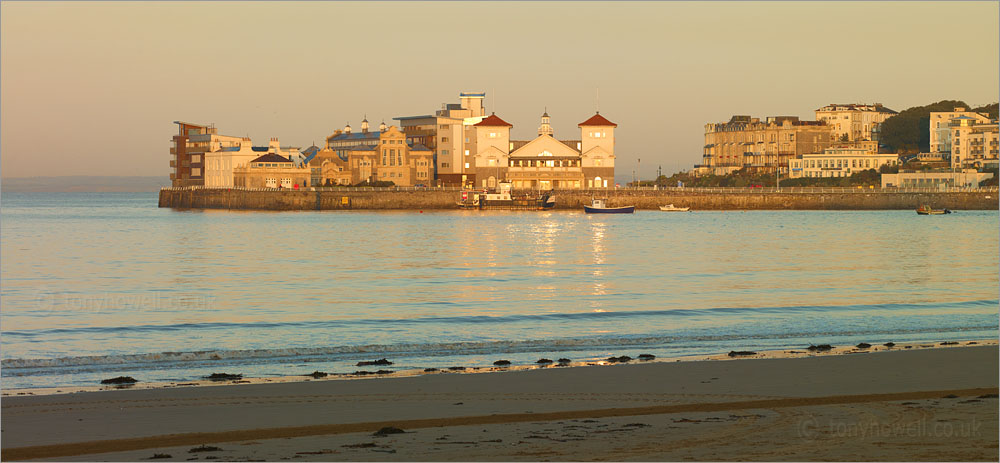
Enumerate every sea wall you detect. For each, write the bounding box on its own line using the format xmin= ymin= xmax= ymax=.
xmin=159 ymin=188 xmax=999 ymax=211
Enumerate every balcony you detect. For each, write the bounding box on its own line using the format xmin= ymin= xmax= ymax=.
xmin=170 ymin=160 xmax=176 ymax=168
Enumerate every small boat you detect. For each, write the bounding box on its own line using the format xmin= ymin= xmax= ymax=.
xmin=584 ymin=198 xmax=635 ymax=214
xmin=659 ymin=204 xmax=690 ymax=212
xmin=916 ymin=205 xmax=952 ymax=215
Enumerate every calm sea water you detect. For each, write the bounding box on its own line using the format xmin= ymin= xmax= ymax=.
xmin=1 ymin=192 xmax=997 ymax=389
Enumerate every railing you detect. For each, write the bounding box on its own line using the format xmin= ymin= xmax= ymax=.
xmin=609 ymin=186 xmax=999 ymax=194
xmin=159 ymin=185 xmax=1000 ymax=194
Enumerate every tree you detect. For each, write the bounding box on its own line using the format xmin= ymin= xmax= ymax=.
xmin=972 ymin=103 xmax=999 ymax=119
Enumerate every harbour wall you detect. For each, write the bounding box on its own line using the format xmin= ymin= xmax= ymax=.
xmin=159 ymin=187 xmax=999 ymax=211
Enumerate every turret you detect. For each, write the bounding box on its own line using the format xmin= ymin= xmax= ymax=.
xmin=538 ymin=108 xmax=553 ymax=137
xmin=344 ymin=123 xmax=352 ymax=134
xmin=379 ymin=120 xmax=387 ymax=132
xmin=361 ymin=115 xmax=369 ymax=134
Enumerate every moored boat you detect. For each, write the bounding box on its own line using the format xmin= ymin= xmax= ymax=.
xmin=659 ymin=204 xmax=690 ymax=212
xmin=457 ymin=182 xmax=555 ymax=210
xmin=584 ymin=198 xmax=635 ymax=214
xmin=916 ymin=205 xmax=952 ymax=215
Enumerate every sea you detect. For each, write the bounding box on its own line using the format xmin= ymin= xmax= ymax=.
xmin=1 ymin=192 xmax=997 ymax=390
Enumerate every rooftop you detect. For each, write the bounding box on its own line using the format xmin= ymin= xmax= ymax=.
xmin=474 ymin=114 xmax=514 ymax=127
xmin=251 ymin=153 xmax=292 ymax=163
xmin=578 ymin=113 xmax=618 ymax=127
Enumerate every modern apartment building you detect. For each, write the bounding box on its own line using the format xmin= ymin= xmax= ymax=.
xmin=698 ymin=116 xmax=835 ymax=176
xmin=929 ymin=107 xmax=992 ymax=154
xmin=948 ymin=116 xmax=999 ymax=170
xmin=170 ymin=121 xmax=243 ymax=187
xmin=814 ymin=103 xmax=897 ymax=142
xmin=394 ymin=92 xmax=489 ymax=187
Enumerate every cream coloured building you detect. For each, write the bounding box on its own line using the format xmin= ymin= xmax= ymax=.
xmin=233 ymin=153 xmax=311 ymax=189
xmin=787 ymin=147 xmax=899 ymax=179
xmin=467 ymin=111 xmax=616 ymax=189
xmin=814 ymin=103 xmax=897 ymax=142
xmin=929 ymin=107 xmax=992 ymax=154
xmin=205 ymin=137 xmax=302 ymax=188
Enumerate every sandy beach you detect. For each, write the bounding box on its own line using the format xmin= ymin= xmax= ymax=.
xmin=2 ymin=343 xmax=997 ymax=461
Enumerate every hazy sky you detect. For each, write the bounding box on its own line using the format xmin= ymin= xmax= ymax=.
xmin=2 ymin=1 xmax=997 ymax=179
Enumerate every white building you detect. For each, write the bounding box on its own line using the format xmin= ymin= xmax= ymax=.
xmin=788 ymin=147 xmax=899 ymax=179
xmin=881 ymin=170 xmax=994 ymax=188
xmin=814 ymin=103 xmax=897 ymax=142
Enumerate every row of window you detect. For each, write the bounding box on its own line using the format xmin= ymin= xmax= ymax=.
xmin=510 ymin=159 xmax=581 ymax=167
xmin=800 ymin=158 xmax=883 ymax=169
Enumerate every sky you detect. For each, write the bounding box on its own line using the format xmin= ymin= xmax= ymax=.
xmin=1 ymin=1 xmax=997 ymax=180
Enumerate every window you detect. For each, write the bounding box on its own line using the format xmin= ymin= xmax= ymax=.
xmin=382 ymin=140 xmax=387 ymax=144
xmin=442 ymin=137 xmax=449 ymax=143
xmin=464 ymin=162 xmax=470 ymax=169
xmin=595 ymin=159 xmax=602 ymax=167
xmin=465 ymin=150 xmax=470 ymax=156
xmin=442 ymin=150 xmax=449 ymax=156
xmin=489 ymin=132 xmax=497 ymax=138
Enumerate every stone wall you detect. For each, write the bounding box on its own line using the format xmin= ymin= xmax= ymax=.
xmin=159 ymin=188 xmax=999 ymax=211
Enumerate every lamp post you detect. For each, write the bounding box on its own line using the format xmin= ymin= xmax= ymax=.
xmin=637 ymin=158 xmax=641 ymax=189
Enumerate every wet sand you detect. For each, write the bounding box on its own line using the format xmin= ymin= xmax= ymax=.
xmin=2 ymin=343 xmax=997 ymax=461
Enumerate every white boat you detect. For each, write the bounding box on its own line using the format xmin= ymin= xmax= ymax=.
xmin=659 ymin=204 xmax=690 ymax=212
